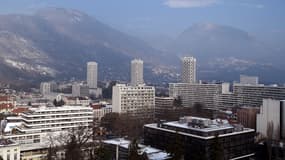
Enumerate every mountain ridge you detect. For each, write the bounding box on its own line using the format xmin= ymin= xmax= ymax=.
xmin=0 ymin=8 xmax=178 ymax=86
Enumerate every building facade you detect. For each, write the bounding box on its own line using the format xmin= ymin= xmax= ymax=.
xmin=72 ymin=84 xmax=89 ymax=97
xmin=256 ymin=99 xmax=285 ymax=140
xmin=169 ymin=83 xmax=225 ymax=108
xmin=87 ymin=62 xmax=98 ymax=89
xmin=236 ymin=107 xmax=259 ymax=130
xmin=233 ymin=84 xmax=285 ymax=107
xmin=92 ymin=105 xmax=112 ymax=121
xmin=144 ymin=116 xmax=255 ymax=160
xmin=131 ymin=59 xmax=144 ymax=86
xmin=40 ymin=82 xmax=51 ymax=96
xmin=181 ymin=57 xmax=196 ymax=84
xmin=3 ymin=106 xmax=94 ymax=159
xmin=112 ymin=84 xmax=155 ymax=119
xmin=240 ymin=75 xmax=259 ymax=85
xmin=215 ymin=83 xmax=285 ymax=108
xmin=0 ymin=139 xmax=20 ymax=160
xmin=155 ymin=97 xmax=174 ymax=119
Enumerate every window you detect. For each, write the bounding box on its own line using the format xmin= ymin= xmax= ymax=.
xmin=7 ymin=154 xmax=10 ymax=160
xmin=14 ymin=153 xmax=18 ymax=160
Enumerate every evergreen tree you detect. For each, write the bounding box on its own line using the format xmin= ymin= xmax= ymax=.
xmin=53 ymin=99 xmax=65 ymax=106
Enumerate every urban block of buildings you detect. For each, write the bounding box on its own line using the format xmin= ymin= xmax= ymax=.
xmin=144 ymin=116 xmax=255 ymax=160
xmin=2 ymin=105 xmax=93 ymax=159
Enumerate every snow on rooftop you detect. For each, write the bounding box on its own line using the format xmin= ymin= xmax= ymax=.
xmin=103 ymin=138 xmax=171 ymax=159
xmin=4 ymin=122 xmax=22 ymax=133
xmin=164 ymin=121 xmax=233 ymax=132
xmin=26 ymin=105 xmax=93 ymax=112
xmin=103 ymin=138 xmax=130 ymax=148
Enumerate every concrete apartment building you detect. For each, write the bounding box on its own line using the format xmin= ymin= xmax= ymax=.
xmin=87 ymin=62 xmax=98 ymax=89
xmin=40 ymin=82 xmax=51 ymax=96
xmin=131 ymin=59 xmax=144 ymax=86
xmin=233 ymin=83 xmax=285 ymax=107
xmin=112 ymin=84 xmax=155 ymax=119
xmin=3 ymin=106 xmax=93 ymax=160
xmin=181 ymin=57 xmax=197 ymax=84
xmin=169 ymin=82 xmax=229 ymax=108
xmin=240 ymin=75 xmax=259 ymax=85
xmin=256 ymin=99 xmax=285 ymax=140
xmin=72 ymin=83 xmax=89 ymax=97
xmin=236 ymin=107 xmax=259 ymax=130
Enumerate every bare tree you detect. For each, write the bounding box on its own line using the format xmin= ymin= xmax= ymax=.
xmin=45 ymin=126 xmax=95 ymax=160
xmin=46 ymin=133 xmax=59 ymax=160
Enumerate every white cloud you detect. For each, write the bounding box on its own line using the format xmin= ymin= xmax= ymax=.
xmin=241 ymin=3 xmax=265 ymax=9
xmin=164 ymin=0 xmax=219 ymax=8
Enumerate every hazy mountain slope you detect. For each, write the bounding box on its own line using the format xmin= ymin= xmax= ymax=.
xmin=170 ymin=23 xmax=273 ymax=62
xmin=161 ymin=23 xmax=285 ymax=83
xmin=0 ymin=8 xmax=177 ymax=85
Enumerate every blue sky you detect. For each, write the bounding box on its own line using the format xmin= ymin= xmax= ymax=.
xmin=1 ymin=0 xmax=285 ymax=37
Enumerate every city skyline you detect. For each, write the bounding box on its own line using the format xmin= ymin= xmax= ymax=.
xmin=0 ymin=1 xmax=284 ymax=159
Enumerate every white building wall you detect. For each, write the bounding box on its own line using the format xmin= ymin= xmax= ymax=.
xmin=87 ymin=62 xmax=98 ymax=89
xmin=131 ymin=59 xmax=144 ymax=86
xmin=72 ymin=84 xmax=81 ymax=97
xmin=257 ymin=99 xmax=281 ymax=139
xmin=112 ymin=85 xmax=122 ymax=113
xmin=40 ymin=82 xmax=51 ymax=96
xmin=0 ymin=144 xmax=20 ymax=160
xmin=112 ymin=84 xmax=155 ymax=118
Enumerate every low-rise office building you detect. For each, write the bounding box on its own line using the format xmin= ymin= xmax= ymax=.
xmin=144 ymin=116 xmax=255 ymax=160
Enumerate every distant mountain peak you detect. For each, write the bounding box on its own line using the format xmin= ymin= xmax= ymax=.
xmin=190 ymin=23 xmax=219 ymax=31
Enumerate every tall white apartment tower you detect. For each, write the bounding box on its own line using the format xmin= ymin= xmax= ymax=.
xmin=40 ymin=82 xmax=51 ymax=96
xmin=87 ymin=62 xmax=98 ymax=89
xmin=181 ymin=57 xmax=197 ymax=83
xmin=131 ymin=59 xmax=144 ymax=86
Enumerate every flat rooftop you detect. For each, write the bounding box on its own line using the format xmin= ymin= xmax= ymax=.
xmin=0 ymin=139 xmax=18 ymax=147
xmin=164 ymin=121 xmax=233 ymax=133
xmin=22 ymin=105 xmax=93 ymax=114
xmin=144 ymin=116 xmax=255 ymax=139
